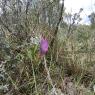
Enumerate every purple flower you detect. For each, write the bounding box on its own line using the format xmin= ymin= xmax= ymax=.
xmin=40 ymin=37 xmax=48 ymax=56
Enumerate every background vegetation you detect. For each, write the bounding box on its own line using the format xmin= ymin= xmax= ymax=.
xmin=0 ymin=0 xmax=95 ymax=95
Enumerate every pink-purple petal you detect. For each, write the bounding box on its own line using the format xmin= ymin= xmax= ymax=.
xmin=40 ymin=37 xmax=48 ymax=55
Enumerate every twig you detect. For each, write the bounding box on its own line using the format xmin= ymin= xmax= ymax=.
xmin=50 ymin=0 xmax=64 ymax=48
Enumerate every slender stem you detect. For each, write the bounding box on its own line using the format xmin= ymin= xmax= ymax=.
xmin=43 ymin=56 xmax=57 ymax=95
xmin=31 ymin=60 xmax=38 ymax=95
